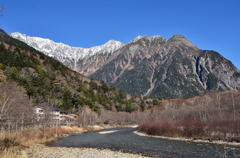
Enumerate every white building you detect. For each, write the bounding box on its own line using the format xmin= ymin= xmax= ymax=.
xmin=33 ymin=106 xmax=76 ymax=123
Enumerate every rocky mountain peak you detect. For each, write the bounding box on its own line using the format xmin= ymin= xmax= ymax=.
xmin=104 ymin=40 xmax=124 ymax=46
xmin=131 ymin=35 xmax=166 ymax=43
xmin=91 ymin=40 xmax=124 ymax=53
xmin=169 ymin=34 xmax=187 ymax=40
xmin=168 ymin=34 xmax=198 ymax=49
xmin=10 ymin=32 xmax=26 ymax=39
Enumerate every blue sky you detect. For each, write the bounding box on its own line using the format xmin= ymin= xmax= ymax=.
xmin=1 ymin=0 xmax=240 ymax=68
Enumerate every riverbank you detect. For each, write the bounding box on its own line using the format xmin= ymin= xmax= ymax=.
xmin=24 ymin=144 xmax=149 ymax=158
xmin=134 ymin=130 xmax=240 ymax=147
xmin=0 ymin=125 xmax=141 ymax=158
xmin=0 ymin=125 xmax=104 ymax=158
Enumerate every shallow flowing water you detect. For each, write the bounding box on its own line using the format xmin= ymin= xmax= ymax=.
xmin=50 ymin=127 xmax=240 ymax=158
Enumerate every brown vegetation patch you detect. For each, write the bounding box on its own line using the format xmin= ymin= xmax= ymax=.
xmin=0 ymin=125 xmax=103 ymax=158
xmin=139 ymin=120 xmax=240 ymax=142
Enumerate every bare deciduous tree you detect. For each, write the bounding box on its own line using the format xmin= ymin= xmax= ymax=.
xmin=217 ymin=94 xmax=222 ymax=119
xmin=0 ymin=82 xmax=33 ymax=130
xmin=76 ymin=106 xmax=97 ymax=126
xmin=0 ymin=88 xmax=11 ymax=121
xmin=231 ymin=92 xmax=236 ymax=121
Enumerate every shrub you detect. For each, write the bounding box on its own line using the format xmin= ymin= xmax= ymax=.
xmin=139 ymin=120 xmax=240 ymax=141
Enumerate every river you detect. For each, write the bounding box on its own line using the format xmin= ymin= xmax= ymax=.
xmin=50 ymin=127 xmax=240 ymax=158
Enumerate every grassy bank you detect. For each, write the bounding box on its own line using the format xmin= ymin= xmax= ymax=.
xmin=0 ymin=125 xmax=103 ymax=158
xmin=139 ymin=120 xmax=240 ymax=142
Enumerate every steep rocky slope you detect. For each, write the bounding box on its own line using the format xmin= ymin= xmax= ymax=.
xmin=91 ymin=35 xmax=240 ymax=98
xmin=11 ymin=33 xmax=240 ymax=98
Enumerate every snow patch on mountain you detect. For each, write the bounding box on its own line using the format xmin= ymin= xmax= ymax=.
xmin=131 ymin=35 xmax=166 ymax=43
xmin=10 ymin=32 xmax=125 ymax=61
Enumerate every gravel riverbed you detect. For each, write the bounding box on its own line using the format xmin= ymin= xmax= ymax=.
xmin=24 ymin=145 xmax=150 ymax=158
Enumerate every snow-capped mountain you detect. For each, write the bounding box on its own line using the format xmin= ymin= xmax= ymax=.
xmin=10 ymin=32 xmax=124 ymax=72
xmin=10 ymin=32 xmax=240 ymax=99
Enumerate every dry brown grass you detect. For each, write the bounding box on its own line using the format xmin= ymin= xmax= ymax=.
xmin=0 ymin=149 xmax=28 ymax=158
xmin=0 ymin=125 xmax=104 ymax=158
xmin=0 ymin=126 xmax=80 ymax=148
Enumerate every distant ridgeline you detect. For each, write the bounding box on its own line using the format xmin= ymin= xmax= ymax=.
xmin=11 ymin=33 xmax=240 ymax=99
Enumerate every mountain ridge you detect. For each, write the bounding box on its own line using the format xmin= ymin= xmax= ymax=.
xmin=10 ymin=32 xmax=240 ymax=98
xmin=11 ymin=32 xmax=124 ymax=72
xmin=0 ymin=29 xmax=152 ymax=112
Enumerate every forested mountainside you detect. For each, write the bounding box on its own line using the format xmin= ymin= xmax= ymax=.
xmin=0 ymin=29 xmax=159 ymax=113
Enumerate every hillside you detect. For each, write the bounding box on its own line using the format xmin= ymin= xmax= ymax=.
xmin=91 ymin=35 xmax=240 ymax=98
xmin=11 ymin=33 xmax=240 ymax=99
xmin=0 ymin=29 xmax=146 ymax=112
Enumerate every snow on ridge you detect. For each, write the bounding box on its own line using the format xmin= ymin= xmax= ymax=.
xmin=10 ymin=32 xmax=125 ymax=60
xmin=10 ymin=32 xmax=167 ymax=61
xmin=131 ymin=35 xmax=166 ymax=43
